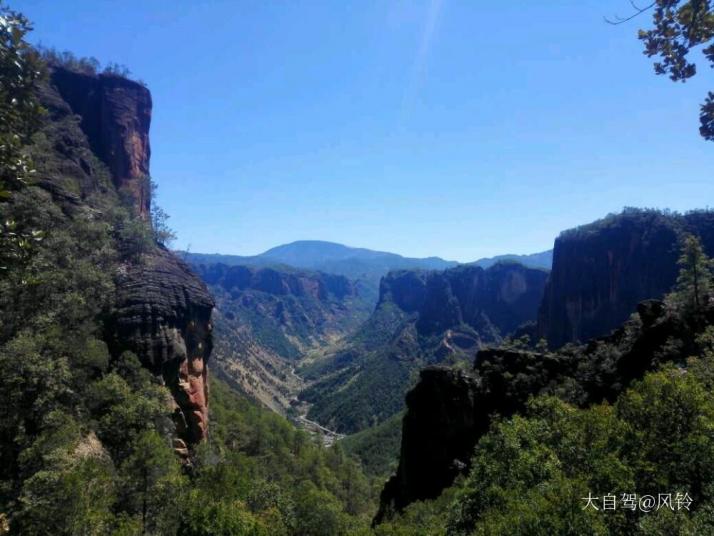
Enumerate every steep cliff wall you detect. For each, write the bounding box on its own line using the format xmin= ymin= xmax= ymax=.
xmin=46 ymin=65 xmax=214 ymax=447
xmin=50 ymin=66 xmax=152 ymax=219
xmin=537 ymin=209 xmax=714 ymax=348
xmin=379 ymin=262 xmax=549 ymax=338
xmin=375 ymin=367 xmax=480 ymax=522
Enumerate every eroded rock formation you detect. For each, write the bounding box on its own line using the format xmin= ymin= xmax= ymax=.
xmin=375 ymin=367 xmax=480 ymax=523
xmin=47 ymin=65 xmax=215 ymax=447
xmin=379 ymin=262 xmax=549 ymax=338
xmin=112 ymin=247 xmax=214 ymax=444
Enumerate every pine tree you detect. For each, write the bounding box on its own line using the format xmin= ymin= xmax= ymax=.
xmin=674 ymin=234 xmax=714 ymax=309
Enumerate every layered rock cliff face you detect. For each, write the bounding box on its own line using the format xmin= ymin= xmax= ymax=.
xmin=47 ymin=66 xmax=214 ymax=447
xmin=537 ymin=209 xmax=714 ymax=348
xmin=111 ymin=248 xmax=214 ymax=446
xmin=50 ymin=66 xmax=152 ymax=219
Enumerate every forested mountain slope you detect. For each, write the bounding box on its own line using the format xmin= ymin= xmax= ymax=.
xmin=189 ymin=262 xmax=373 ymax=413
xmin=300 ymin=262 xmax=549 ymax=434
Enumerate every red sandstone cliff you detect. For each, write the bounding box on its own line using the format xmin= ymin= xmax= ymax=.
xmin=48 ymin=66 xmax=214 ymax=448
xmin=50 ymin=66 xmax=152 ymax=219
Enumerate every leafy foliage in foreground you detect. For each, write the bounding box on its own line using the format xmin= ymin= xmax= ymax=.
xmin=377 ymin=238 xmax=714 ymax=535
xmin=0 ymin=1 xmax=45 ymax=272
xmin=446 ymin=349 xmax=714 ymax=536
xmin=188 ymin=379 xmax=375 ymax=536
xmin=377 ymin=330 xmax=714 ymax=535
xmin=636 ymin=0 xmax=714 ymax=140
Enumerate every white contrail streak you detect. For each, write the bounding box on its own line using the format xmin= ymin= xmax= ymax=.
xmin=400 ymin=0 xmax=445 ymax=121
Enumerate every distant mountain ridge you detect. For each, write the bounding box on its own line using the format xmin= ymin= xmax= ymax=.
xmin=181 ymin=241 xmax=552 ymax=303
xmin=182 ymin=240 xmax=457 ymax=282
xmin=471 ymin=250 xmax=553 ymax=270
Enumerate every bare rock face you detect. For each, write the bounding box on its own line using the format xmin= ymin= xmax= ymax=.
xmin=111 ymin=247 xmax=214 ymax=444
xmin=374 ymin=349 xmax=555 ymax=524
xmin=537 ymin=209 xmax=714 ymax=348
xmin=50 ymin=66 xmax=152 ymax=219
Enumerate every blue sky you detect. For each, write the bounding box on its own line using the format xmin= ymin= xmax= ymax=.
xmin=15 ymin=0 xmax=714 ymax=262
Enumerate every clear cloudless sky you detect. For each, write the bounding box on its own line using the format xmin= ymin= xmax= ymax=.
xmin=13 ymin=0 xmax=714 ymax=262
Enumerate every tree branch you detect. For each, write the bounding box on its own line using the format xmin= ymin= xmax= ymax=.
xmin=604 ymin=1 xmax=656 ymax=25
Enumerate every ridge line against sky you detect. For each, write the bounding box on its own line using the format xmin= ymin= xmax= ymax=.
xmin=184 ymin=238 xmax=557 ymax=265
xmin=15 ymin=0 xmax=714 ymax=262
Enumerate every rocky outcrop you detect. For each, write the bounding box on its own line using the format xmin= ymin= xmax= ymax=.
xmin=374 ymin=349 xmax=554 ymax=523
xmin=111 ymin=247 xmax=214 ymax=445
xmin=376 ymin=297 xmax=714 ymax=522
xmin=43 ymin=66 xmax=215 ymax=448
xmin=537 ymin=209 xmax=714 ymax=348
xmin=50 ymin=66 xmax=152 ymax=219
xmin=375 ymin=367 xmax=480 ymax=523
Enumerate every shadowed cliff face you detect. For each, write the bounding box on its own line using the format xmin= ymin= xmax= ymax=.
xmin=380 ymin=262 xmax=549 ymax=338
xmin=376 ymin=297 xmax=714 ymax=523
xmin=375 ymin=367 xmax=480 ymax=523
xmin=46 ymin=66 xmax=215 ymax=447
xmin=50 ymin=66 xmax=152 ymax=219
xmin=537 ymin=210 xmax=714 ymax=348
